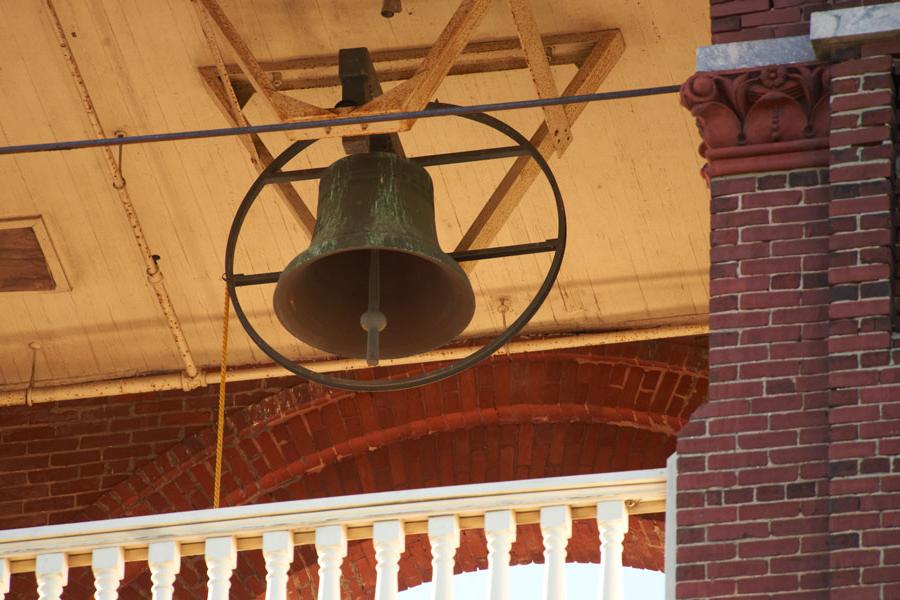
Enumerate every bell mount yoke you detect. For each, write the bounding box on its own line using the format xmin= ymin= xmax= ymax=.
xmin=224 ymin=103 xmax=566 ymax=392
xmin=224 ymin=51 xmax=566 ymax=392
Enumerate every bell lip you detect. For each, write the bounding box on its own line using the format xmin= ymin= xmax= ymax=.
xmin=273 ymin=237 xmax=476 ymax=359
xmin=277 ymin=229 xmax=469 ymax=280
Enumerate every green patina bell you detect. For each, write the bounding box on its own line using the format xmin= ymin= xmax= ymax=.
xmin=274 ymin=152 xmax=475 ymax=363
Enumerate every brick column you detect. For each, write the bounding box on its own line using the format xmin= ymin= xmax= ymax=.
xmin=682 ymin=165 xmax=833 ymax=598
xmin=679 ymin=41 xmax=900 ymax=598
xmin=826 ymin=51 xmax=899 ymax=596
xmin=679 ymin=63 xmax=833 ymax=598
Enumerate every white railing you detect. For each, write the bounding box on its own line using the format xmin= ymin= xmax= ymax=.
xmin=0 ymin=467 xmax=674 ymax=600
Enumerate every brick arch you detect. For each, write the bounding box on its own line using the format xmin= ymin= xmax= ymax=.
xmin=75 ymin=344 xmax=705 ymax=598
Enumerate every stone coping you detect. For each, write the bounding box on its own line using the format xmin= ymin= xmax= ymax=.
xmin=696 ymin=1 xmax=900 ymax=71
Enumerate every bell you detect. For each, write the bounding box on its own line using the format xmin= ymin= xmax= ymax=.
xmin=273 ymin=152 xmax=476 ymax=363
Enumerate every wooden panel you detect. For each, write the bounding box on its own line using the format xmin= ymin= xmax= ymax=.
xmin=0 ymin=227 xmax=54 ymax=292
xmin=0 ymin=0 xmax=710 ymax=388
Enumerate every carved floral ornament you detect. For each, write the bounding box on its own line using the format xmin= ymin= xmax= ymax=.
xmin=680 ymin=64 xmax=831 ymax=178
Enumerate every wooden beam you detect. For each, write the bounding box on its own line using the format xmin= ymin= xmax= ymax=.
xmin=362 ymin=0 xmax=492 ymax=116
xmin=199 ymin=71 xmax=317 ymax=237
xmin=506 ymin=0 xmax=572 ymax=154
xmin=197 ymin=31 xmax=615 ymax=93
xmin=454 ymin=31 xmax=625 ymax=270
xmin=194 ymin=0 xmax=328 ymax=122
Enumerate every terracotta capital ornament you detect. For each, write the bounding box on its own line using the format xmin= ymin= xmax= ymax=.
xmin=681 ymin=63 xmax=831 ymax=179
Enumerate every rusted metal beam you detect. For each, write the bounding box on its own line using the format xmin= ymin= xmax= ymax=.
xmin=194 ymin=0 xmax=316 ymax=235
xmin=199 ymin=71 xmax=317 ymax=237
xmin=197 ymin=31 xmax=616 ymax=94
xmin=506 ymin=0 xmax=572 ymax=154
xmin=193 ymin=0 xmax=328 ymax=121
xmin=194 ymin=1 xmax=257 ymax=159
xmin=454 ymin=30 xmax=626 ymax=270
xmin=362 ymin=0 xmax=493 ymax=117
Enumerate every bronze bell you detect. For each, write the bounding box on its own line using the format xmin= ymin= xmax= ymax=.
xmin=273 ymin=152 xmax=476 ymax=364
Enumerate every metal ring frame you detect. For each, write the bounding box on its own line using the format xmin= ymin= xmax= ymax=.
xmin=225 ymin=103 xmax=566 ymax=392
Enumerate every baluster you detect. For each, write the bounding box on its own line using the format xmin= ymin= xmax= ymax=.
xmin=428 ymin=516 xmax=460 ymax=600
xmin=597 ymin=501 xmax=629 ymax=600
xmin=263 ymin=531 xmax=294 ymax=600
xmin=315 ymin=525 xmax=347 ymax=600
xmin=204 ymin=536 xmax=237 ymax=600
xmin=35 ymin=553 xmax=67 ymax=600
xmin=92 ymin=546 xmax=125 ymax=599
xmin=484 ymin=510 xmax=516 ymax=600
xmin=373 ymin=520 xmax=405 ymax=600
xmin=665 ymin=453 xmax=677 ymax=600
xmin=1 ymin=557 xmax=10 ymax=600
xmin=148 ymin=541 xmax=181 ymax=600
xmin=539 ymin=506 xmax=571 ymax=600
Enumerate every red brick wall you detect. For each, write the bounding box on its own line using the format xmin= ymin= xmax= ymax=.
xmin=679 ymin=43 xmax=900 ymax=598
xmin=682 ymin=165 xmax=833 ymax=598
xmin=825 ymin=51 xmax=900 ymax=597
xmin=0 ymin=379 xmax=277 ymax=530
xmin=0 ymin=341 xmax=707 ymax=599
xmin=711 ymin=0 xmax=898 ymax=44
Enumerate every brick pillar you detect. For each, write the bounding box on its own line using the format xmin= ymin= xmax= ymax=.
xmin=682 ymin=163 xmax=833 ymax=599
xmin=679 ymin=43 xmax=900 ymax=598
xmin=826 ymin=51 xmax=899 ymax=596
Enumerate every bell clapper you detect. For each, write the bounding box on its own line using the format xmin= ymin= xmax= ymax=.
xmin=360 ymin=249 xmax=387 ymax=366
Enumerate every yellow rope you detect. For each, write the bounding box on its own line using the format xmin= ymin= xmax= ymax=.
xmin=213 ymin=282 xmax=230 ymax=509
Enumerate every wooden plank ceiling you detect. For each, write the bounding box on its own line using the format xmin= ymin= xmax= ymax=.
xmin=0 ymin=0 xmax=709 ymax=387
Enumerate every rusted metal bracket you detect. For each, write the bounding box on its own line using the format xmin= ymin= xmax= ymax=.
xmin=195 ymin=0 xmax=316 ymax=236
xmin=360 ymin=0 xmax=492 ymax=120
xmin=199 ymin=31 xmax=616 ymax=94
xmin=455 ymin=30 xmax=626 ymax=273
xmin=506 ymin=0 xmax=572 ymax=154
xmin=194 ymin=0 xmax=625 ymax=256
xmin=195 ymin=0 xmax=492 ymax=139
xmin=194 ymin=0 xmax=327 ymax=122
xmin=200 ymin=73 xmax=317 ymax=236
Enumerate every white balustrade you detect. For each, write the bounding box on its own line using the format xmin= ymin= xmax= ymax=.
xmin=0 ymin=557 xmax=9 ymax=600
xmin=148 ymin=541 xmax=180 ymax=600
xmin=0 ymin=468 xmax=671 ymax=599
xmin=263 ymin=530 xmax=294 ymax=600
xmin=35 ymin=553 xmax=67 ymax=600
xmin=373 ymin=520 xmax=405 ymax=600
xmin=540 ymin=506 xmax=572 ymax=600
xmin=665 ymin=454 xmax=678 ymax=600
xmin=596 ymin=501 xmax=628 ymax=600
xmin=92 ymin=546 xmax=124 ymax=600
xmin=484 ymin=510 xmax=516 ymax=600
xmin=428 ymin=515 xmax=460 ymax=600
xmin=315 ymin=525 xmax=347 ymax=600
xmin=204 ymin=536 xmax=237 ymax=600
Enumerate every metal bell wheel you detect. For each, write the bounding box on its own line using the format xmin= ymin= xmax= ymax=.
xmin=225 ymin=104 xmax=567 ymax=392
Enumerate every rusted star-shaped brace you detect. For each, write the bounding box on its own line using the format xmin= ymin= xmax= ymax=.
xmin=194 ymin=0 xmax=624 ymax=270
